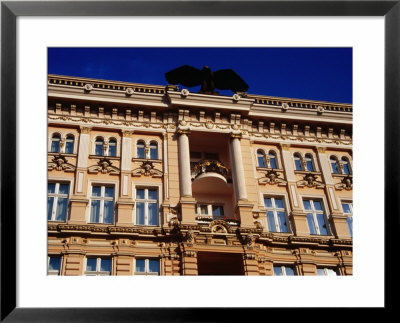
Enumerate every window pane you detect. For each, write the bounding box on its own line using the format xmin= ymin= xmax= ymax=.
xmin=313 ymin=201 xmax=323 ymax=211
xmin=316 ymin=213 xmax=328 ymax=235
xmin=51 ymin=140 xmax=60 ymax=153
xmin=136 ymin=189 xmax=145 ymax=199
xmin=317 ymin=268 xmax=325 ymax=276
xmin=257 ymin=155 xmax=266 ymax=167
xmin=148 ymin=203 xmax=158 ymax=225
xmin=86 ymin=258 xmax=97 ymax=271
xmin=47 ymin=197 xmax=54 ymax=220
xmin=136 ymin=202 xmax=145 ymax=225
xmin=264 ymin=198 xmax=272 ymax=208
xmin=49 ymin=257 xmax=61 ymax=271
xmin=48 ymin=183 xmax=56 ymax=193
xmin=306 ymin=160 xmax=314 ymax=171
xmin=148 ymin=189 xmax=158 ymax=200
xmin=343 ymin=164 xmax=350 ymax=175
xmin=55 ymin=197 xmax=68 ymax=221
xmin=267 ymin=212 xmax=276 ymax=232
xmin=137 ymin=143 xmax=145 ymax=158
xmin=273 ymin=266 xmax=283 ymax=276
xmin=100 ymin=259 xmax=111 ymax=272
xmin=347 ymin=217 xmax=353 ymax=237
xmin=108 ymin=144 xmax=117 ymax=157
xmin=65 ymin=141 xmax=74 ymax=154
xmin=285 ymin=267 xmax=295 ymax=276
xmin=105 ymin=187 xmax=114 ymax=198
xmin=342 ymin=203 xmax=351 ymax=214
xmin=278 ymin=212 xmax=288 ymax=233
xmin=327 ymin=268 xmax=338 ymax=276
xmin=269 ymin=153 xmax=277 ymax=168
xmin=92 ymin=186 xmax=102 ymax=197
xmin=306 ymin=213 xmax=317 ymax=235
xmin=331 ymin=159 xmax=339 ymax=173
xmin=148 ymin=259 xmax=160 ymax=273
xmin=136 ymin=259 xmax=145 ymax=272
xmin=90 ymin=200 xmax=101 ymax=223
xmin=59 ymin=183 xmax=69 ymax=195
xmin=200 ymin=205 xmax=208 ymax=215
xmin=150 ymin=145 xmax=158 ymax=159
xmin=212 ymin=206 xmax=224 ymax=216
xmin=103 ymin=201 xmax=114 ymax=224
xmin=274 ymin=198 xmax=284 ymax=209
xmin=95 ymin=143 xmax=103 ymax=156
xmin=303 ymin=200 xmax=311 ymax=210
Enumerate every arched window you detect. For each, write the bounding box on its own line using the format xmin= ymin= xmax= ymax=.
xmin=294 ymin=153 xmax=302 ymax=171
xmin=137 ymin=141 xmax=145 ymax=159
xmin=95 ymin=138 xmax=104 ymax=156
xmin=257 ymin=150 xmax=266 ymax=168
xmin=108 ymin=139 xmax=117 ymax=157
xmin=330 ymin=156 xmax=340 ymax=174
xmin=304 ymin=154 xmax=315 ymax=172
xmin=149 ymin=141 xmax=158 ymax=160
xmin=65 ymin=135 xmax=74 ymax=154
xmin=50 ymin=134 xmax=61 ymax=153
xmin=341 ymin=157 xmax=351 ymax=175
xmin=268 ymin=151 xmax=277 ymax=169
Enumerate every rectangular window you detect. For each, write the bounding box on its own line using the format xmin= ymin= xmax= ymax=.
xmin=342 ymin=202 xmax=353 ymax=237
xmin=89 ymin=185 xmax=115 ymax=224
xmin=303 ymin=199 xmax=329 ymax=235
xmin=135 ymin=258 xmax=160 ymax=275
xmin=136 ymin=188 xmax=159 ymax=226
xmin=264 ymin=197 xmax=289 ymax=233
xmin=48 ymin=182 xmax=69 ymax=221
xmin=48 ymin=256 xmax=62 ymax=275
xmin=273 ymin=265 xmax=296 ymax=276
xmin=197 ymin=204 xmax=224 ymax=219
xmin=317 ymin=267 xmax=340 ymax=276
xmin=85 ymin=257 xmax=112 ymax=275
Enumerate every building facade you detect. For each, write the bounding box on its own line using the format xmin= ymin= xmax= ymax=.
xmin=47 ymin=74 xmax=353 ymax=276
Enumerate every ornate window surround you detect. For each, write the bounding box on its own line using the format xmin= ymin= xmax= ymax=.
xmin=134 ymin=138 xmax=162 ymax=160
xmin=299 ymin=193 xmax=332 ymax=236
xmin=48 ymin=131 xmax=78 ymax=154
xmin=91 ymin=134 xmax=121 ymax=157
xmin=132 ymin=182 xmax=163 ymax=226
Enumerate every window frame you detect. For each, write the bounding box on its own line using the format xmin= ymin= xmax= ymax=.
xmin=149 ymin=141 xmax=158 ymax=160
xmin=94 ymin=137 xmax=105 ymax=156
xmin=268 ymin=150 xmax=278 ymax=169
xmin=304 ymin=153 xmax=315 ymax=172
xmin=47 ymin=181 xmax=71 ymax=222
xmin=317 ymin=267 xmax=340 ymax=276
xmin=273 ymin=264 xmax=297 ymax=276
xmin=134 ymin=258 xmax=160 ymax=275
xmin=302 ymin=197 xmax=330 ymax=236
xmin=84 ymin=256 xmax=112 ymax=276
xmin=341 ymin=200 xmax=353 ymax=237
xmin=196 ymin=203 xmax=225 ymax=218
xmin=134 ymin=185 xmax=161 ymax=226
xmin=293 ymin=153 xmax=303 ymax=171
xmin=65 ymin=134 xmax=75 ymax=154
xmin=341 ymin=156 xmax=352 ymax=175
xmin=88 ymin=183 xmax=116 ymax=224
xmin=50 ymin=133 xmax=61 ymax=153
xmin=330 ymin=155 xmax=340 ymax=174
xmin=108 ymin=138 xmax=117 ymax=157
xmin=136 ymin=140 xmax=146 ymax=159
xmin=264 ymin=196 xmax=290 ymax=233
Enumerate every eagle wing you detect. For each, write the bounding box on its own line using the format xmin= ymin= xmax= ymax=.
xmin=165 ymin=65 xmax=203 ymax=87
xmin=214 ymin=69 xmax=249 ymax=92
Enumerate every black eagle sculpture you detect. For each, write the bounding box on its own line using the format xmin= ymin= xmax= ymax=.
xmin=165 ymin=65 xmax=249 ymax=94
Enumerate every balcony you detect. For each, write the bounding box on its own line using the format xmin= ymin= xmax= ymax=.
xmin=191 ymin=160 xmax=232 ymax=195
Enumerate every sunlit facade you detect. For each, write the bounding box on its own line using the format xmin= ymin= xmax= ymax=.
xmin=48 ymin=74 xmax=352 ymax=276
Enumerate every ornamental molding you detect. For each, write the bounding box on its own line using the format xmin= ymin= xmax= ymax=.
xmin=48 ymin=154 xmax=76 ymax=172
xmin=297 ymin=173 xmax=325 ymax=189
xmin=131 ymin=160 xmax=163 ymax=178
xmin=88 ymin=157 xmax=120 ymax=175
xmin=258 ymin=169 xmax=287 ymax=186
xmin=335 ymin=175 xmax=353 ymax=190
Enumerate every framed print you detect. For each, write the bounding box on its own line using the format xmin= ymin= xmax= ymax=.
xmin=1 ymin=1 xmax=398 ymax=321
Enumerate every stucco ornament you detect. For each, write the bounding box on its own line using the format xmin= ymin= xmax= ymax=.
xmin=335 ymin=175 xmax=353 ymax=190
xmin=83 ymin=83 xmax=93 ymax=92
xmin=125 ymin=87 xmax=134 ymax=95
xmin=297 ymin=173 xmax=325 ymax=188
xmin=281 ymin=102 xmax=289 ymax=111
xmin=181 ymin=89 xmax=190 ymax=97
xmin=258 ymin=169 xmax=287 ymax=186
xmin=88 ymin=157 xmax=120 ymax=175
xmin=48 ymin=154 xmax=76 ymax=172
xmin=232 ymin=93 xmax=241 ymax=102
xmin=131 ymin=161 xmax=163 ymax=178
xmin=317 ymin=105 xmax=325 ymax=114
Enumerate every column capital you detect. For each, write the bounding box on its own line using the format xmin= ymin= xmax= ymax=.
xmin=122 ymin=130 xmax=134 ymax=137
xmin=79 ymin=126 xmax=92 ymax=134
xmin=316 ymin=146 xmax=327 ymax=153
xmin=230 ymin=131 xmax=242 ymax=140
xmin=280 ymin=143 xmax=291 ymax=150
xmin=177 ymin=128 xmax=191 ymax=136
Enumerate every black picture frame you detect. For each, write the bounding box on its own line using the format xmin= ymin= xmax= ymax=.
xmin=1 ymin=1 xmax=398 ymax=321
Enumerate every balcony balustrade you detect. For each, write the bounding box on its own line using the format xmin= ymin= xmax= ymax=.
xmin=191 ymin=160 xmax=232 ymax=183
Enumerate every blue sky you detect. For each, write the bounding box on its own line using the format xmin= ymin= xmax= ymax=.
xmin=48 ymin=48 xmax=352 ymax=103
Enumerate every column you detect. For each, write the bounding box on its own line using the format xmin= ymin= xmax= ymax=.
xmin=230 ymin=133 xmax=247 ymax=201
xmin=177 ymin=129 xmax=192 ymax=197
xmin=69 ymin=126 xmax=91 ymax=224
